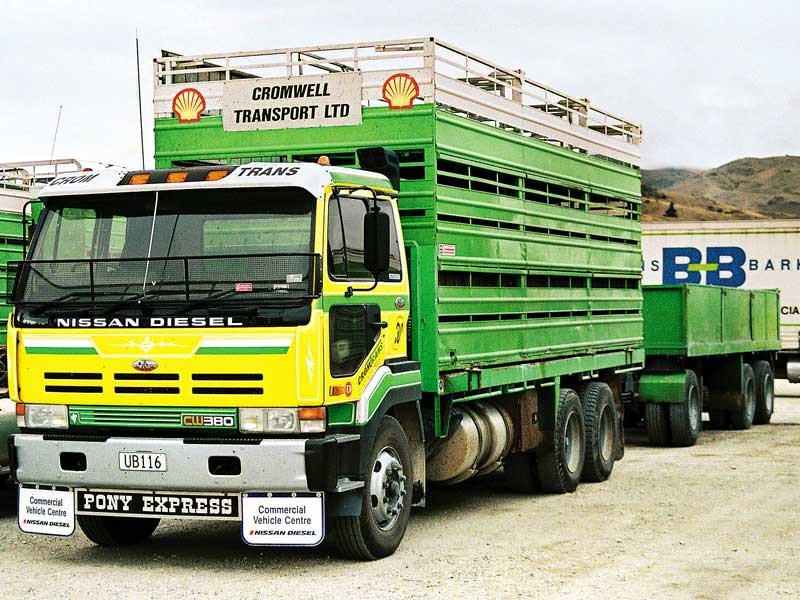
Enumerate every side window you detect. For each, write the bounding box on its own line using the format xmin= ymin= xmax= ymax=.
xmin=327 ymin=195 xmax=402 ymax=281
xmin=329 ymin=305 xmax=370 ymax=377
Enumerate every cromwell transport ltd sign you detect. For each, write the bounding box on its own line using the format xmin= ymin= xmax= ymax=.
xmin=221 ymin=72 xmax=363 ymax=131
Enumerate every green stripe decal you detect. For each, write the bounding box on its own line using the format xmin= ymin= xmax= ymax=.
xmin=25 ymin=347 xmax=98 ymax=355
xmin=195 ymin=346 xmax=289 ymax=355
xmin=357 ymin=367 xmax=421 ymax=424
xmin=327 ymin=402 xmax=355 ymax=426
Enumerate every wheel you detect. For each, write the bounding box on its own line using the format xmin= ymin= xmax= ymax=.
xmin=729 ymin=363 xmax=756 ymax=430
xmin=644 ymin=402 xmax=670 ymax=445
xmin=0 ymin=353 xmax=7 ymax=387
xmin=77 ymin=515 xmax=159 ymax=546
xmin=535 ymin=389 xmax=585 ymax=493
xmin=331 ymin=415 xmax=412 ymax=560
xmin=752 ymin=360 xmax=774 ymax=425
xmin=579 ymin=382 xmax=618 ymax=482
xmin=668 ymin=370 xmax=702 ymax=447
xmin=708 ymin=410 xmax=729 ymax=429
xmin=503 ymin=452 xmax=539 ymax=493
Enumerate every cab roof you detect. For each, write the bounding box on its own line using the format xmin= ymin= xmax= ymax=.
xmin=37 ymin=162 xmax=393 ymax=199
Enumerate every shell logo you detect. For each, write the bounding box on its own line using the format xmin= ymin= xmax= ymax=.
xmin=172 ymin=88 xmax=206 ymax=123
xmin=382 ymin=73 xmax=419 ymax=110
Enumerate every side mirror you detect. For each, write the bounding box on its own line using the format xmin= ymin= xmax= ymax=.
xmin=363 ymin=209 xmax=390 ymax=275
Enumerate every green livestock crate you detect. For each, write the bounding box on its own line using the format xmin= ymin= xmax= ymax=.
xmin=153 ymin=38 xmax=646 ymax=397
xmin=642 ymin=284 xmax=781 ymax=357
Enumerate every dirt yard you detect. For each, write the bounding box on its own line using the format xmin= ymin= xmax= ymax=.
xmin=2 ymin=389 xmax=799 ymax=599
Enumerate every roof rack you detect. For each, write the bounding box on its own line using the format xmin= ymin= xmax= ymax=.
xmin=154 ymin=37 xmax=641 ymax=165
xmin=0 ymin=159 xmax=84 ymax=192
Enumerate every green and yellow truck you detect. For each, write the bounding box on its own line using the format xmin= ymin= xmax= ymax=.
xmin=7 ymin=38 xmax=777 ymax=559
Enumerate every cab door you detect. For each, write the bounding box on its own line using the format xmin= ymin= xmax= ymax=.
xmin=323 ymin=189 xmax=408 ymax=411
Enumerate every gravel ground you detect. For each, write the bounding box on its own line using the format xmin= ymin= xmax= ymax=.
xmin=2 ymin=390 xmax=799 ymax=600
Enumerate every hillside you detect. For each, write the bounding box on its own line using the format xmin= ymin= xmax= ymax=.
xmin=642 ymin=167 xmax=701 ymax=190
xmin=641 ymin=156 xmax=800 ymax=221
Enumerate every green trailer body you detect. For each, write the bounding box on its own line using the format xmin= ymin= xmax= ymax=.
xmin=642 ymin=284 xmax=781 ymax=358
xmin=637 ymin=284 xmax=779 ymax=445
xmin=155 ymin=100 xmax=645 ymax=410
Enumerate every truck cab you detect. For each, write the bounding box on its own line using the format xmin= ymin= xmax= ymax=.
xmin=11 ymin=156 xmax=421 ymax=558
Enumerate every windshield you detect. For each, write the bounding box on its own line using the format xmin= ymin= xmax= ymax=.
xmin=13 ymin=187 xmax=319 ymax=320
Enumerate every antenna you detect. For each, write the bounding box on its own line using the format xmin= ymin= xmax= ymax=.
xmin=136 ymin=29 xmax=146 ymax=169
xmin=49 ymin=104 xmax=63 ymax=164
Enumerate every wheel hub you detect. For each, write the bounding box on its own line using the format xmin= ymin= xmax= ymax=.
xmin=599 ymin=405 xmax=614 ymax=462
xmin=370 ymin=447 xmax=406 ymax=531
xmin=564 ymin=412 xmax=582 ymax=474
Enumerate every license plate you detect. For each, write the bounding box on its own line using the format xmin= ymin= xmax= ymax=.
xmin=241 ymin=492 xmax=324 ymax=546
xmin=18 ymin=484 xmax=75 ymax=536
xmin=119 ymin=452 xmax=167 ymax=472
xmin=76 ymin=490 xmax=240 ymax=519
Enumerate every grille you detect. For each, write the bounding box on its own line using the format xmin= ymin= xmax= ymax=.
xmin=44 ymin=372 xmax=102 ymax=380
xmin=69 ymin=405 xmax=238 ymax=429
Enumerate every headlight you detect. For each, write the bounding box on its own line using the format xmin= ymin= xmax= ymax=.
xmin=23 ymin=404 xmax=69 ymax=429
xmin=238 ymin=407 xmax=326 ymax=434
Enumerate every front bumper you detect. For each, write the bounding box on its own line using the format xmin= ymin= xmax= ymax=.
xmin=12 ymin=433 xmax=360 ymax=493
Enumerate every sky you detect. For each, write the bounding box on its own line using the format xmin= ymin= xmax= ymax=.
xmin=1 ymin=0 xmax=798 ymax=171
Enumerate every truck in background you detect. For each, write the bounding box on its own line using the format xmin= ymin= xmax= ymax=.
xmin=0 ymin=159 xmax=83 ymax=480
xmin=642 ymin=220 xmax=800 ymax=382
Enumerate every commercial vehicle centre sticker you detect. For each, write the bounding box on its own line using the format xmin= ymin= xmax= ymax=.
xmin=241 ymin=492 xmax=324 ymax=546
xmin=18 ymin=485 xmax=75 ymax=537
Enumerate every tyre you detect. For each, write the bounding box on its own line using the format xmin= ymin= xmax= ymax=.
xmin=729 ymin=363 xmax=756 ymax=430
xmin=668 ymin=370 xmax=702 ymax=447
xmin=535 ymin=389 xmax=585 ymax=493
xmin=331 ymin=415 xmax=412 ymax=560
xmin=504 ymin=452 xmax=540 ymax=493
xmin=579 ymin=382 xmax=618 ymax=482
xmin=77 ymin=515 xmax=159 ymax=546
xmin=644 ymin=402 xmax=670 ymax=445
xmin=752 ymin=360 xmax=774 ymax=425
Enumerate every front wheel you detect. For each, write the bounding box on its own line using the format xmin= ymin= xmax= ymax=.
xmin=331 ymin=415 xmax=412 ymax=560
xmin=77 ymin=515 xmax=159 ymax=546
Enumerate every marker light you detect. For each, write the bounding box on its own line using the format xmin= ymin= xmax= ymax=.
xmin=166 ymin=171 xmax=189 ymax=183
xmin=205 ymin=169 xmax=230 ymax=181
xmin=299 ymin=407 xmax=327 ymax=433
xmin=317 ymin=156 xmax=331 ymax=166
xmin=128 ymin=173 xmax=151 ymax=185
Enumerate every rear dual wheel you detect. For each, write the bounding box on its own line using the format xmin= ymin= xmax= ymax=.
xmin=752 ymin=360 xmax=774 ymax=425
xmin=579 ymin=382 xmax=618 ymax=482
xmin=668 ymin=370 xmax=702 ymax=447
xmin=536 ymin=389 xmax=585 ymax=493
xmin=729 ymin=363 xmax=756 ymax=430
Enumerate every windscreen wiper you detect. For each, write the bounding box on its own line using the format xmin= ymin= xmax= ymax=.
xmin=28 ymin=290 xmax=97 ymax=315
